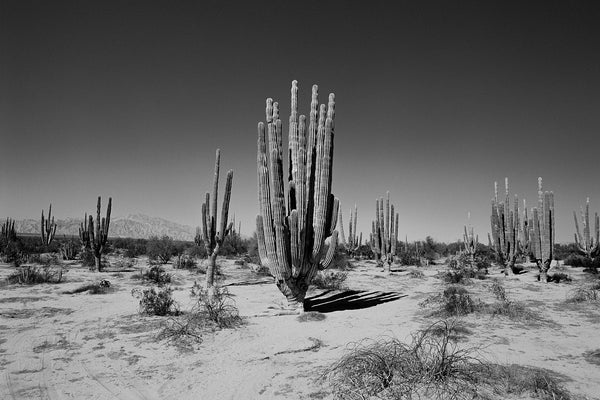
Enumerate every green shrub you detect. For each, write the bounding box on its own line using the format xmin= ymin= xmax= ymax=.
xmin=131 ymin=286 xmax=179 ymax=316
xmin=144 ymin=265 xmax=172 ymax=285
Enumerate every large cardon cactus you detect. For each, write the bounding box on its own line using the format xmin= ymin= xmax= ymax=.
xmin=256 ymin=80 xmax=339 ymax=308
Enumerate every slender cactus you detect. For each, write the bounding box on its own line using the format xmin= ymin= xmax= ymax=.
xmin=1 ymin=218 xmax=17 ymax=243
xmin=201 ymin=149 xmax=234 ymax=290
xmin=337 ymin=207 xmax=346 ymax=246
xmin=346 ymin=205 xmax=361 ymax=258
xmin=87 ymin=197 xmax=112 ymax=271
xmin=462 ymin=212 xmax=478 ymax=261
xmin=79 ymin=213 xmax=91 ymax=249
xmin=530 ymin=177 xmax=555 ymax=281
xmin=573 ymin=197 xmax=599 ymax=259
xmin=41 ymin=204 xmax=57 ymax=246
xmin=256 ymin=81 xmax=339 ymax=307
xmin=489 ymin=178 xmax=520 ymax=276
xmin=370 ymin=192 xmax=399 ymax=271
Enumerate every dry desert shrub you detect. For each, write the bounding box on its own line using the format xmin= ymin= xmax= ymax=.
xmin=420 ymin=286 xmax=479 ymax=317
xmin=297 ymin=312 xmax=327 ymax=322
xmin=7 ymin=265 xmax=66 ymax=284
xmin=131 ymin=286 xmax=180 ymax=316
xmin=312 ymin=270 xmax=348 ymax=290
xmin=63 ymin=280 xmax=112 ymax=295
xmin=327 ymin=321 xmax=574 ymax=400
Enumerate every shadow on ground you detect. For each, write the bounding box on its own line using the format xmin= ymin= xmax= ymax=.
xmin=304 ymin=290 xmax=406 ymax=313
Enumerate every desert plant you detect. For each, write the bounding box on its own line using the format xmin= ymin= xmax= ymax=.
xmin=530 ymin=178 xmax=555 ymax=281
xmin=143 ymin=265 xmax=172 ymax=285
xmin=146 ymin=235 xmax=175 ymax=264
xmin=370 ymin=192 xmax=399 ymax=272
xmin=1 ymin=217 xmax=17 ymax=243
xmin=255 ymin=81 xmax=339 ymax=308
xmin=131 ymin=286 xmax=179 ymax=316
xmin=489 ymin=178 xmax=521 ymax=276
xmin=63 ymin=280 xmax=112 ymax=294
xmin=573 ymin=197 xmax=599 ymax=272
xmin=40 ymin=204 xmax=57 ymax=246
xmin=344 ymin=204 xmax=362 ymax=258
xmin=7 ymin=265 xmax=66 ymax=284
xmin=462 ymin=213 xmax=478 ymax=262
xmin=174 ymin=254 xmax=197 ymax=269
xmin=190 ymin=281 xmax=242 ymax=328
xmin=198 ymin=149 xmax=233 ymax=292
xmin=80 ymin=197 xmax=112 ymax=271
xmin=60 ymin=237 xmax=79 ymax=260
xmin=421 ymin=286 xmax=478 ymax=316
xmin=566 ymin=283 xmax=600 ymax=303
xmin=311 ymin=270 xmax=348 ymax=290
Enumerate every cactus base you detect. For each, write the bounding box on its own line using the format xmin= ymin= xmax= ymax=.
xmin=276 ymin=278 xmax=309 ymax=308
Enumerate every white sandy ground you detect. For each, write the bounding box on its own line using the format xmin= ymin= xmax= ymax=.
xmin=0 ymin=257 xmax=599 ymax=400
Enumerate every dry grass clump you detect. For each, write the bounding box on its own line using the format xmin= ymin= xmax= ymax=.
xmin=312 ymin=270 xmax=348 ymax=290
xmin=327 ymin=321 xmax=574 ymax=400
xmin=131 ymin=286 xmax=180 ymax=316
xmin=297 ymin=312 xmax=327 ymax=322
xmin=327 ymin=321 xmax=485 ymax=400
xmin=7 ymin=265 xmax=66 ymax=284
xmin=420 ymin=286 xmax=479 ymax=317
xmin=483 ymin=280 xmax=537 ymax=321
xmin=63 ymin=280 xmax=112 ymax=295
xmin=408 ymin=269 xmax=425 ymax=279
xmin=566 ymin=282 xmax=600 ymax=303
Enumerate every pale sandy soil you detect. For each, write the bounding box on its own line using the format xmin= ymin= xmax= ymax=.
xmin=1 ymin=257 xmax=599 ymax=400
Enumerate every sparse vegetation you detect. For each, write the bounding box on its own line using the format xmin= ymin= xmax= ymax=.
xmin=311 ymin=270 xmax=348 ymax=290
xmin=420 ymin=286 xmax=478 ymax=316
xmin=7 ymin=264 xmax=66 ymax=284
xmin=142 ymin=265 xmax=172 ymax=285
xmin=146 ymin=235 xmax=176 ymax=264
xmin=63 ymin=280 xmax=112 ymax=294
xmin=132 ymin=286 xmax=179 ymax=316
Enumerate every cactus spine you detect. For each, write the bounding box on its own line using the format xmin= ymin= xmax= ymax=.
xmin=41 ymin=204 xmax=57 ymax=246
xmin=201 ymin=149 xmax=233 ymax=290
xmin=88 ymin=197 xmax=112 ymax=271
xmin=573 ymin=197 xmax=599 ymax=259
xmin=370 ymin=192 xmax=399 ymax=271
xmin=489 ymin=178 xmax=520 ymax=276
xmin=530 ymin=177 xmax=555 ymax=281
xmin=256 ymin=81 xmax=339 ymax=307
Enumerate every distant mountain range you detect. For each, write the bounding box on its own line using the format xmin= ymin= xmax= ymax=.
xmin=5 ymin=213 xmax=197 ymax=241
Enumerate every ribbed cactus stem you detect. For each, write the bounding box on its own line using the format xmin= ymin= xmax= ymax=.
xmin=256 ymin=81 xmax=339 ymax=308
xmin=41 ymin=204 xmax=57 ymax=246
xmin=79 ymin=213 xmax=90 ymax=249
xmin=88 ymin=197 xmax=112 ymax=272
xmin=371 ymin=192 xmax=399 ymax=272
xmin=573 ymin=197 xmax=600 ymax=259
xmin=463 ymin=212 xmax=478 ymax=260
xmin=529 ymin=177 xmax=555 ymax=281
xmin=2 ymin=218 xmax=17 ymax=243
xmin=490 ymin=178 xmax=520 ymax=276
xmin=201 ymin=149 xmax=234 ymax=290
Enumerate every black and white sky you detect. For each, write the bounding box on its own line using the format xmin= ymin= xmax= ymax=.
xmin=1 ymin=0 xmax=599 ymax=242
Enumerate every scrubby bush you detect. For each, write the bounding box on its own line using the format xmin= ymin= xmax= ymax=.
xmin=311 ymin=270 xmax=348 ymax=290
xmin=408 ymin=269 xmax=425 ymax=279
xmin=146 ymin=235 xmax=175 ymax=264
xmin=64 ymin=280 xmax=112 ymax=294
xmin=174 ymin=254 xmax=197 ymax=269
xmin=420 ymin=286 xmax=478 ymax=316
xmin=190 ymin=282 xmax=242 ymax=328
xmin=143 ymin=265 xmax=172 ymax=285
xmin=7 ymin=265 xmax=66 ymax=284
xmin=546 ymin=272 xmax=571 ymax=283
xmin=186 ymin=244 xmax=208 ymax=259
xmin=485 ymin=280 xmax=536 ymax=320
xmin=443 ymin=253 xmax=488 ymax=284
xmin=131 ymin=286 xmax=179 ymax=316
xmin=563 ymin=254 xmax=600 ymax=273
xmin=80 ymin=248 xmax=97 ymax=268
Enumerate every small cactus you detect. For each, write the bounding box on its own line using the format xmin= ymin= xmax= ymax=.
xmin=41 ymin=204 xmax=57 ymax=246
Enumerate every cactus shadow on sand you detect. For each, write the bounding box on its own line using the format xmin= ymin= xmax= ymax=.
xmin=304 ymin=290 xmax=406 ymax=313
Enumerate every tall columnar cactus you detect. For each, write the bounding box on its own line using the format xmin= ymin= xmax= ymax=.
xmin=573 ymin=197 xmax=599 ymax=259
xmin=256 ymin=81 xmax=339 ymax=307
xmin=2 ymin=218 xmax=17 ymax=243
xmin=519 ymin=199 xmax=532 ymax=261
xmin=346 ymin=205 xmax=361 ymax=257
xmin=337 ymin=207 xmax=346 ymax=246
xmin=87 ymin=197 xmax=112 ymax=271
xmin=530 ymin=177 xmax=555 ymax=281
xmin=489 ymin=178 xmax=521 ymax=276
xmin=79 ymin=213 xmax=91 ymax=249
xmin=41 ymin=204 xmax=57 ymax=246
xmin=200 ymin=149 xmax=233 ymax=290
xmin=370 ymin=192 xmax=399 ymax=271
xmin=462 ymin=213 xmax=478 ymax=261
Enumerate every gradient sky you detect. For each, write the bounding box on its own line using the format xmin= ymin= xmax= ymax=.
xmin=1 ymin=1 xmax=600 ymax=243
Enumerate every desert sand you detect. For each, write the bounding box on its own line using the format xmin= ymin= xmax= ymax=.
xmin=1 ymin=257 xmax=599 ymax=400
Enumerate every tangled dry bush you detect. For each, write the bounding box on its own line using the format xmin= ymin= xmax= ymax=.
xmin=327 ymin=321 xmax=574 ymax=400
xmin=7 ymin=265 xmax=66 ymax=284
xmin=312 ymin=270 xmax=348 ymax=290
xmin=131 ymin=286 xmax=180 ymax=316
xmin=420 ymin=286 xmax=479 ymax=317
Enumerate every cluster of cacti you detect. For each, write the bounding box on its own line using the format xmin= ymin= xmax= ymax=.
xmin=40 ymin=204 xmax=57 ymax=246
xmin=255 ymin=80 xmax=339 ymax=307
xmin=370 ymin=192 xmax=399 ymax=271
xmin=2 ymin=218 xmax=17 ymax=243
xmin=80 ymin=197 xmax=112 ymax=271
xmin=462 ymin=213 xmax=478 ymax=260
xmin=345 ymin=205 xmax=361 ymax=257
xmin=200 ymin=149 xmax=233 ymax=290
xmin=529 ymin=178 xmax=555 ymax=280
xmin=489 ymin=178 xmax=521 ymax=275
xmin=573 ymin=197 xmax=599 ymax=259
